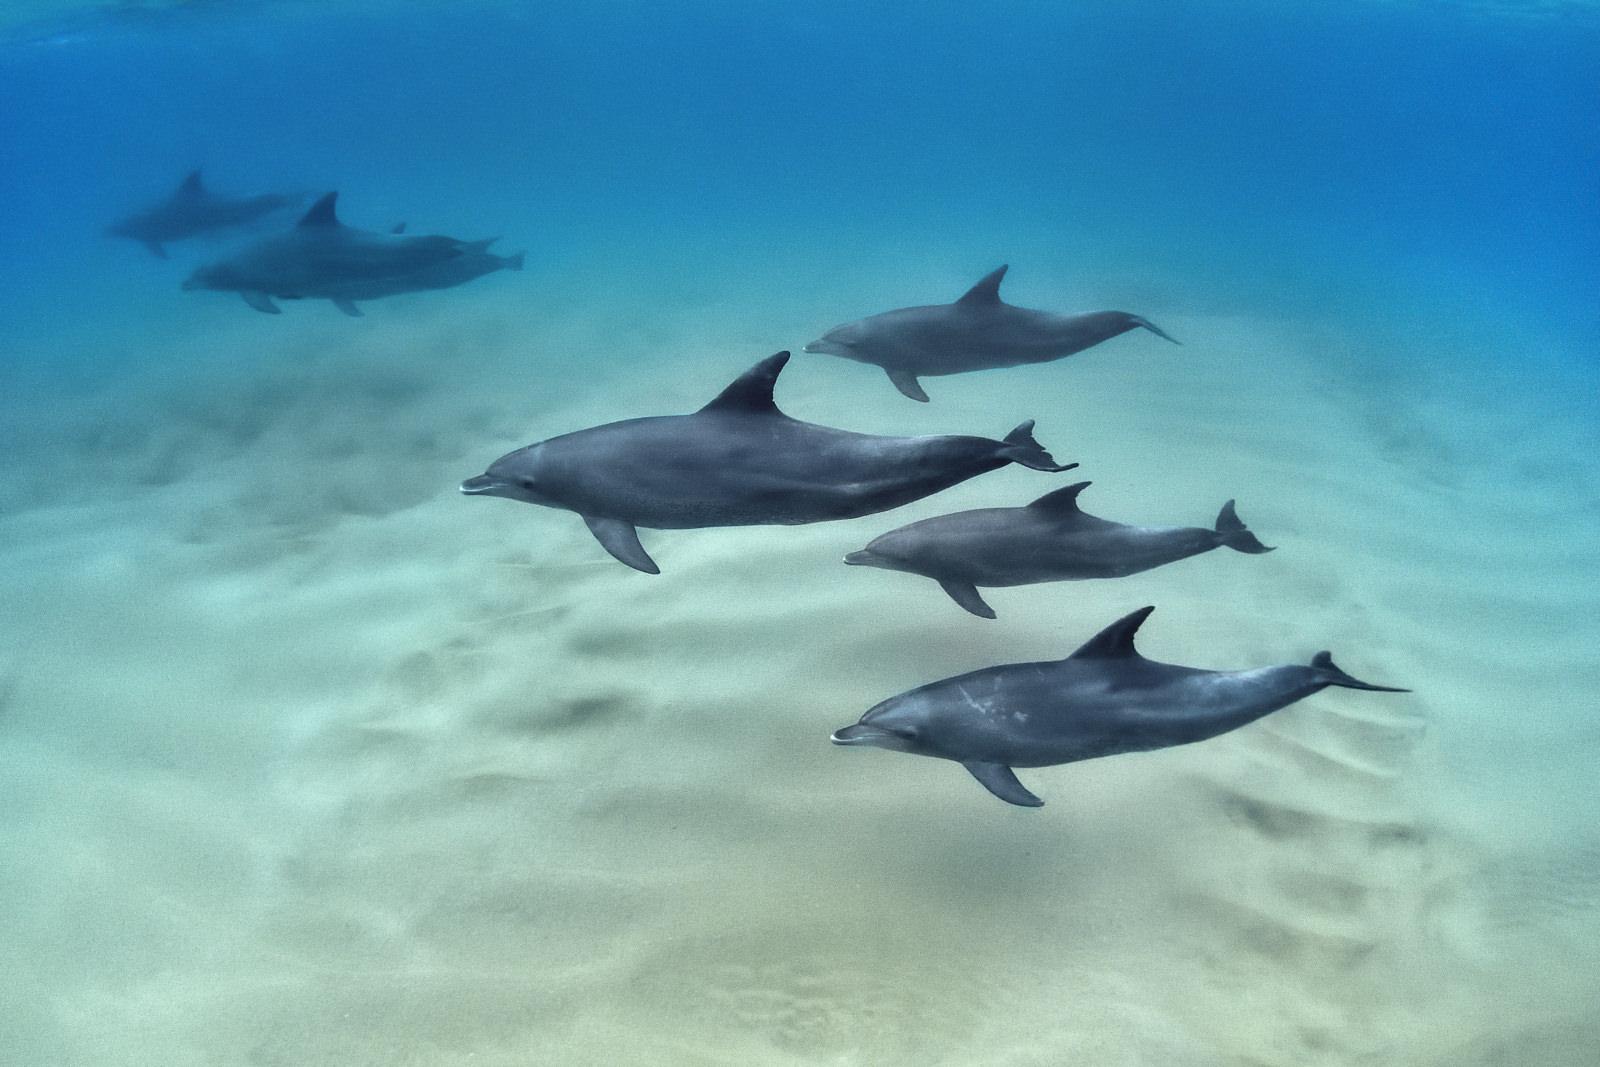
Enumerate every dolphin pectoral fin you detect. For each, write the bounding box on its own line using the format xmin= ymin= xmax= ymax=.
xmin=964 ymin=761 xmax=1043 ymax=807
xmin=142 ymin=240 xmax=168 ymax=259
xmin=938 ymin=580 xmax=996 ymax=619
xmin=332 ymin=298 xmax=363 ymax=317
xmin=886 ymin=369 xmax=929 ymax=402
xmin=581 ymin=516 xmax=660 ymax=574
xmin=240 ymin=290 xmax=281 ymax=314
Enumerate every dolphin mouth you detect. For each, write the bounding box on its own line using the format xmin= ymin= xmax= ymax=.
xmin=802 ymin=339 xmax=843 ymax=355
xmin=459 ymin=475 xmax=505 ymax=495
xmin=843 ymin=550 xmax=875 ymax=566
xmin=830 ymin=723 xmax=893 ymax=746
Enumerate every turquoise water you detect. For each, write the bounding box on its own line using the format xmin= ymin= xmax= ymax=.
xmin=2 ymin=2 xmax=1597 ymax=1064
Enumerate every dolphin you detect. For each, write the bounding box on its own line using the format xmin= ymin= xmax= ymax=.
xmin=181 ymin=192 xmax=475 ymax=315
xmin=108 ymin=169 xmax=299 ymax=259
xmin=301 ymin=239 xmax=524 ymax=315
xmin=831 ymin=606 xmax=1408 ymax=808
xmin=460 ymin=351 xmax=1076 ymax=573
xmin=845 ymin=481 xmax=1273 ymax=619
xmin=803 ymin=265 xmax=1179 ymax=401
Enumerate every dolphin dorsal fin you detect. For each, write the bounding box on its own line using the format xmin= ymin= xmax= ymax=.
xmin=298 ymin=192 xmax=342 ymax=228
xmin=178 ymin=169 xmax=204 ymax=197
xmin=700 ymin=352 xmax=791 ymax=415
xmin=1068 ymin=606 xmax=1155 ymax=660
xmin=1028 ymin=480 xmax=1092 ymax=514
xmin=956 ymin=265 xmax=1008 ymax=306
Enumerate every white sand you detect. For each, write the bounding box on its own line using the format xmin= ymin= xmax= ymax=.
xmin=2 ymin=268 xmax=1597 ymax=1065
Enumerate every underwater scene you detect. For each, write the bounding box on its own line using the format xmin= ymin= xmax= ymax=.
xmin=1 ymin=1 xmax=1597 ymax=1063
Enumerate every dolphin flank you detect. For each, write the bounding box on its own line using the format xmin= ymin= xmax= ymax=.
xmin=460 ymin=351 xmax=1077 ymax=573
xmin=804 ymin=264 xmax=1179 ymax=401
xmin=845 ymin=481 xmax=1273 ymax=618
xmin=831 ymin=606 xmax=1408 ymax=807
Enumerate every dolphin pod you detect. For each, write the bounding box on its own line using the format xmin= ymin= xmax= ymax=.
xmin=460 ymin=352 xmax=1075 ymax=573
xmin=845 ymin=481 xmax=1274 ymax=619
xmin=804 ymin=264 xmax=1179 ymax=402
xmin=446 ymin=266 xmax=1407 ymax=812
xmin=831 ymin=606 xmax=1408 ymax=807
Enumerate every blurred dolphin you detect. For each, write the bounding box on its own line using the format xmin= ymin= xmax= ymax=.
xmin=181 ymin=192 xmax=478 ymax=315
xmin=302 ymin=238 xmax=524 ymax=315
xmin=107 ymin=168 xmax=300 ymax=259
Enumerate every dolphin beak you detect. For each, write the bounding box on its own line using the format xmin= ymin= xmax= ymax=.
xmin=830 ymin=723 xmax=892 ymax=746
xmin=459 ymin=474 xmax=503 ymax=495
xmin=802 ymin=339 xmax=843 ymax=355
xmin=843 ymin=550 xmax=873 ymax=566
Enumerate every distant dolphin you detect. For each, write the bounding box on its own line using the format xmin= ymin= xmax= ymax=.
xmin=845 ymin=481 xmax=1273 ymax=618
xmin=831 ymin=606 xmax=1408 ymax=807
xmin=108 ymin=169 xmax=299 ymax=259
xmin=460 ymin=351 xmax=1076 ymax=573
xmin=303 ymin=238 xmax=524 ymax=315
xmin=181 ymin=192 xmax=476 ymax=315
xmin=804 ymin=265 xmax=1179 ymax=401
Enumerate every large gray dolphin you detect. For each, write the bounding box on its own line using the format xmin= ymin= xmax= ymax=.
xmin=460 ymin=352 xmax=1076 ymax=573
xmin=845 ymin=481 xmax=1273 ymax=618
xmin=181 ymin=192 xmax=475 ymax=315
xmin=831 ymin=606 xmax=1408 ymax=807
xmin=296 ymin=239 xmax=524 ymax=315
xmin=803 ymin=265 xmax=1179 ymax=401
xmin=108 ymin=169 xmax=299 ymax=259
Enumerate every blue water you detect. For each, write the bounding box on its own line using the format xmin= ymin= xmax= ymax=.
xmin=3 ymin=2 xmax=1596 ymax=350
xmin=2 ymin=2 xmax=1597 ymax=1064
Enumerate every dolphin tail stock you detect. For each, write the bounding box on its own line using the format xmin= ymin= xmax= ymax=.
xmin=1215 ymin=500 xmax=1273 ymax=554
xmin=1128 ymin=315 xmax=1180 ymax=344
xmin=501 ymin=251 xmax=525 ymax=271
xmin=996 ymin=420 xmax=1077 ymax=473
xmin=1309 ymin=651 xmax=1409 ymax=693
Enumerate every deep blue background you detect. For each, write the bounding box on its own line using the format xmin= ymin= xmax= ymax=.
xmin=1 ymin=1 xmax=1595 ymax=371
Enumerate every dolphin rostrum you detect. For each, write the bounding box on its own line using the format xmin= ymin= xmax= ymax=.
xmin=108 ymin=168 xmax=299 ymax=259
xmin=845 ymin=481 xmax=1273 ymax=618
xmin=460 ymin=352 xmax=1077 ymax=573
xmin=804 ymin=265 xmax=1179 ymax=401
xmin=181 ymin=192 xmax=477 ymax=315
xmin=831 ymin=606 xmax=1408 ymax=807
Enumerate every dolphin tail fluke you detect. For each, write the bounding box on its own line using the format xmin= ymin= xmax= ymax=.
xmin=1310 ymin=651 xmax=1409 ymax=693
xmin=1215 ymin=500 xmax=1273 ymax=554
xmin=502 ymin=251 xmax=525 ymax=271
xmin=997 ymin=420 xmax=1078 ymax=473
xmin=1129 ymin=315 xmax=1180 ymax=344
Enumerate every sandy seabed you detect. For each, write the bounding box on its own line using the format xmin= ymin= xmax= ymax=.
xmin=2 ymin=268 xmax=1597 ymax=1066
